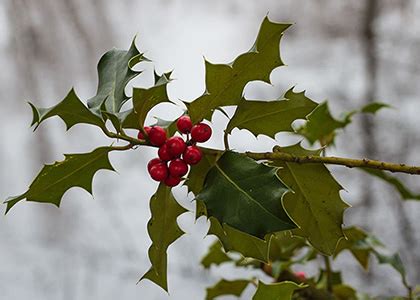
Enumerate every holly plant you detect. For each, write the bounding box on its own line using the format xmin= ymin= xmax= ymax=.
xmin=4 ymin=17 xmax=420 ymax=300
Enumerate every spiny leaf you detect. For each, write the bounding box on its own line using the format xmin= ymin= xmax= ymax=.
xmin=186 ymin=148 xmax=223 ymax=196
xmin=198 ymin=151 xmax=296 ymax=238
xmin=269 ymin=231 xmax=307 ymax=262
xmin=201 ymin=240 xmax=232 ymax=269
xmin=133 ymin=73 xmax=172 ymax=128
xmin=334 ymin=227 xmax=371 ymax=269
xmin=105 ymin=73 xmax=172 ymax=132
xmin=361 ymin=168 xmax=420 ymax=201
xmin=252 ymin=281 xmax=302 ymax=300
xmin=87 ymin=38 xmax=148 ymax=114
xmin=29 ymin=88 xmax=105 ymax=131
xmin=298 ymin=101 xmax=389 ymax=146
xmin=140 ymin=184 xmax=187 ymax=292
xmin=205 ymin=279 xmax=249 ymax=300
xmin=208 ymin=217 xmax=270 ymax=262
xmin=273 ymin=143 xmax=349 ymax=255
xmin=226 ymin=88 xmax=317 ymax=138
xmin=334 ymin=226 xmax=409 ymax=288
xmin=187 ymin=17 xmax=291 ymax=123
xmin=4 ymin=147 xmax=115 ymax=213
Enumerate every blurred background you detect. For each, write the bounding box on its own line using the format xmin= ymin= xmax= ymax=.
xmin=1 ymin=0 xmax=420 ymax=299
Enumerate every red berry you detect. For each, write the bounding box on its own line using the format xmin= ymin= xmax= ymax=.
xmin=137 ymin=126 xmax=152 ymax=140
xmin=295 ymin=272 xmax=306 ymax=281
xmin=164 ymin=175 xmax=181 ymax=187
xmin=166 ymin=136 xmax=186 ymax=158
xmin=158 ymin=144 xmax=172 ymax=161
xmin=191 ymin=123 xmax=212 ymax=143
xmin=147 ymin=158 xmax=163 ymax=172
xmin=176 ymin=115 xmax=193 ymax=134
xmin=183 ymin=146 xmax=202 ymax=165
xmin=169 ymin=158 xmax=189 ymax=177
xmin=149 ymin=126 xmax=167 ymax=146
xmin=149 ymin=163 xmax=168 ymax=182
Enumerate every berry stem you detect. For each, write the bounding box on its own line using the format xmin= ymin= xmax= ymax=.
xmin=101 ymin=126 xmax=149 ymax=146
xmin=223 ymin=130 xmax=230 ymax=150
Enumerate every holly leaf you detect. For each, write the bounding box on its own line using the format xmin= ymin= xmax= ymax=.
xmin=334 ymin=227 xmax=371 ymax=269
xmin=269 ymin=231 xmax=307 ymax=262
xmin=140 ymin=184 xmax=187 ymax=292
xmin=205 ymin=279 xmax=249 ymax=300
xmin=187 ymin=17 xmax=291 ymax=123
xmin=201 ymin=240 xmax=232 ymax=269
xmin=87 ymin=38 xmax=148 ymax=114
xmin=105 ymin=73 xmax=172 ymax=132
xmin=226 ymin=88 xmax=317 ymax=138
xmin=361 ymin=169 xmax=420 ymax=201
xmin=197 ymin=151 xmax=296 ymax=238
xmin=252 ymin=281 xmax=302 ymax=300
xmin=29 ymin=88 xmax=105 ymax=131
xmin=298 ymin=101 xmax=389 ymax=145
xmin=335 ymin=226 xmax=409 ymax=288
xmin=208 ymin=217 xmax=270 ymax=262
xmin=4 ymin=147 xmax=115 ymax=213
xmin=273 ymin=144 xmax=349 ymax=255
xmin=186 ymin=148 xmax=223 ymax=196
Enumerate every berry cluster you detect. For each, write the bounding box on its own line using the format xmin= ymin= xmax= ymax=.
xmin=138 ymin=116 xmax=212 ymax=187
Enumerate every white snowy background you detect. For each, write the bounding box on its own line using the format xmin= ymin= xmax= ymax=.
xmin=0 ymin=1 xmax=420 ymax=299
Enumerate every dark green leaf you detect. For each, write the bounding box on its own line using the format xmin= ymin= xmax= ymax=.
xmin=201 ymin=240 xmax=232 ymax=269
xmin=140 ymin=184 xmax=187 ymax=292
xmin=205 ymin=279 xmax=249 ymax=300
xmin=187 ymin=17 xmax=291 ymax=123
xmin=87 ymin=38 xmax=148 ymax=114
xmin=359 ymin=102 xmax=390 ymax=114
xmin=252 ymin=281 xmax=302 ymax=300
xmin=4 ymin=147 xmax=115 ymax=213
xmin=208 ymin=217 xmax=270 ymax=262
xmin=226 ymin=88 xmax=317 ymax=138
xmin=332 ymin=284 xmax=357 ymax=300
xmin=198 ymin=151 xmax=296 ymax=238
xmin=273 ymin=144 xmax=349 ymax=255
xmin=186 ymin=148 xmax=223 ymax=196
xmin=361 ymin=169 xmax=420 ymax=201
xmin=30 ymin=88 xmax=105 ymax=130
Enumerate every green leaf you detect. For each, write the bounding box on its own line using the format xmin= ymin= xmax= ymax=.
xmin=334 ymin=227 xmax=371 ymax=269
xmin=187 ymin=17 xmax=291 ymax=123
xmin=359 ymin=102 xmax=390 ymax=114
xmin=269 ymin=231 xmax=307 ymax=261
xmin=298 ymin=102 xmax=346 ymax=145
xmin=298 ymin=101 xmax=389 ymax=146
xmin=201 ymin=240 xmax=232 ymax=269
xmin=205 ymin=279 xmax=249 ymax=300
xmin=208 ymin=217 xmax=270 ymax=262
xmin=361 ymin=169 xmax=420 ymax=201
xmin=29 ymin=88 xmax=105 ymax=130
xmin=104 ymin=73 xmax=172 ymax=132
xmin=226 ymin=88 xmax=317 ymax=138
xmin=198 ymin=151 xmax=296 ymax=238
xmin=186 ymin=148 xmax=223 ymax=196
xmin=252 ymin=281 xmax=302 ymax=300
xmin=273 ymin=144 xmax=349 ymax=255
xmin=4 ymin=147 xmax=115 ymax=213
xmin=332 ymin=284 xmax=357 ymax=300
xmin=87 ymin=38 xmax=148 ymax=114
xmin=334 ymin=227 xmax=409 ymax=288
xmin=132 ymin=73 xmax=172 ymax=128
xmin=140 ymin=184 xmax=187 ymax=292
